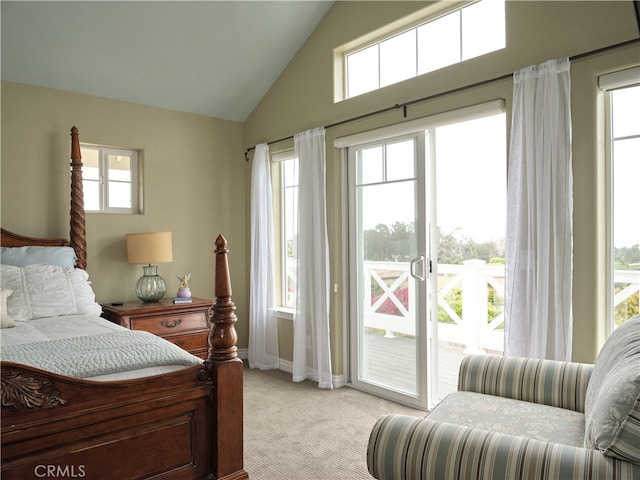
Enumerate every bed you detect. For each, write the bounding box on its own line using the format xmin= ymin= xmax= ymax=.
xmin=0 ymin=127 xmax=248 ymax=480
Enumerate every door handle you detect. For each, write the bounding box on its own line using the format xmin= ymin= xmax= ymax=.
xmin=410 ymin=255 xmax=426 ymax=281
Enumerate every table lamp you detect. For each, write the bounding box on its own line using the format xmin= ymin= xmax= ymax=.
xmin=126 ymin=231 xmax=173 ymax=302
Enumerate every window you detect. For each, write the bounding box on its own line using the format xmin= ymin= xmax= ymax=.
xmin=272 ymin=152 xmax=299 ymax=309
xmin=599 ymin=67 xmax=640 ymax=331
xmin=343 ymin=0 xmax=505 ymax=99
xmin=81 ymin=145 xmax=139 ymax=213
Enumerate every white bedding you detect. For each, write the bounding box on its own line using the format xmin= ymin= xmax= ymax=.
xmin=0 ymin=315 xmax=202 ymax=381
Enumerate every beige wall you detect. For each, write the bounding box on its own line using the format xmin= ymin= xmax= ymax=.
xmin=1 ymin=82 xmax=250 ymax=348
xmin=245 ymin=1 xmax=640 ymax=369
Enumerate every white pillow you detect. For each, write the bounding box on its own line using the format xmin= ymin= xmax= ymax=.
xmin=0 ymin=288 xmax=16 ymax=328
xmin=0 ymin=264 xmax=102 ymax=320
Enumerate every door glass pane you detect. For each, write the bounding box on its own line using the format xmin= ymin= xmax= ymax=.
xmin=358 ymin=145 xmax=384 ymax=184
xmin=386 ymin=139 xmax=415 ymax=181
xmin=433 ymin=113 xmax=506 ymax=400
xmin=356 ymin=138 xmax=419 ymax=396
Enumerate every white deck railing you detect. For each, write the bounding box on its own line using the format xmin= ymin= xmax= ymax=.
xmin=614 ymin=270 xmax=640 ymax=314
xmin=363 ymin=261 xmax=640 ymax=354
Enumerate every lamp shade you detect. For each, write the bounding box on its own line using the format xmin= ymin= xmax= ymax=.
xmin=126 ymin=232 xmax=173 ymax=265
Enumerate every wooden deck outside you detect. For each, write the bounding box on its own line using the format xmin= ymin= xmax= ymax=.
xmin=363 ymin=331 xmax=469 ymax=402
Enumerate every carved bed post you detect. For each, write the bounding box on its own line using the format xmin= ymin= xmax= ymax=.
xmin=69 ymin=126 xmax=87 ymax=270
xmin=205 ymin=235 xmax=248 ymax=480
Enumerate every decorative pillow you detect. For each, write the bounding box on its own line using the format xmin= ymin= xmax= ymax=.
xmin=0 ymin=246 xmax=76 ymax=268
xmin=0 ymin=264 xmax=102 ymax=320
xmin=0 ymin=288 xmax=16 ymax=328
xmin=584 ymin=315 xmax=640 ymax=464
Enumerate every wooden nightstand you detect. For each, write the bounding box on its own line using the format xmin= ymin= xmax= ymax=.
xmin=101 ymin=298 xmax=213 ymax=359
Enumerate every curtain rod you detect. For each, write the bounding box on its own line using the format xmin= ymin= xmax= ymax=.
xmin=244 ymin=37 xmax=640 ymax=161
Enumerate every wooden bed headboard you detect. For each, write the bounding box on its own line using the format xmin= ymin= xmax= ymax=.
xmin=0 ymin=127 xmax=87 ymax=269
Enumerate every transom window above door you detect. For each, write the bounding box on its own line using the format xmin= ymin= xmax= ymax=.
xmin=338 ymin=0 xmax=505 ymax=100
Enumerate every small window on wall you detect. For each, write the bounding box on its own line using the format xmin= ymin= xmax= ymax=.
xmin=81 ymin=145 xmax=140 ymax=214
xmin=599 ymin=67 xmax=640 ymax=332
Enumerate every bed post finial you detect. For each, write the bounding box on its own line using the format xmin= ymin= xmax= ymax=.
xmin=204 ymin=235 xmax=248 ymax=480
xmin=206 ymin=235 xmax=238 ymax=362
xmin=69 ymin=126 xmax=87 ymax=270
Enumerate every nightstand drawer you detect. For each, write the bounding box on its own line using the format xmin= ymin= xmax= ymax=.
xmin=167 ymin=332 xmax=209 ymax=355
xmin=130 ymin=311 xmax=208 ymax=335
xmin=100 ymin=298 xmax=213 ymax=358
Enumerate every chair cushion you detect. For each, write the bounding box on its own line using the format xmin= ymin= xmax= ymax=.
xmin=584 ymin=315 xmax=640 ymax=464
xmin=428 ymin=391 xmax=585 ymax=447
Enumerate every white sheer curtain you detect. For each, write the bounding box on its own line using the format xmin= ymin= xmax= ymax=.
xmin=505 ymin=58 xmax=573 ymax=361
xmin=248 ymin=143 xmax=279 ymax=370
xmin=292 ymin=127 xmax=333 ymax=389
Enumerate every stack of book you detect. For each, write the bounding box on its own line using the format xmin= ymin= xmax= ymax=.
xmin=173 ymin=297 xmax=193 ymax=304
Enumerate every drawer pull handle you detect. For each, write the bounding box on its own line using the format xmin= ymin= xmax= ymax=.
xmin=161 ymin=319 xmax=182 ymax=328
xmin=174 ymin=341 xmax=185 ymax=347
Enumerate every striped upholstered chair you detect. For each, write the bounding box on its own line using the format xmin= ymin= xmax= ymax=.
xmin=367 ymin=315 xmax=640 ymax=479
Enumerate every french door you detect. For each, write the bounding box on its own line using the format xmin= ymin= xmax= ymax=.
xmin=347 ymin=133 xmax=429 ymax=408
xmin=345 ymin=103 xmax=506 ymax=409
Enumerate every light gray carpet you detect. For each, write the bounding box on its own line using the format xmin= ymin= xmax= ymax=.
xmin=243 ymin=365 xmax=426 ymax=480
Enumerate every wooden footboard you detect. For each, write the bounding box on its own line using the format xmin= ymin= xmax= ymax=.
xmin=1 ymin=363 xmax=214 ymax=479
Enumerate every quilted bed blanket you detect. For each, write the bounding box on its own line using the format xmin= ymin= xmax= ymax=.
xmin=1 ymin=330 xmax=203 ymax=378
